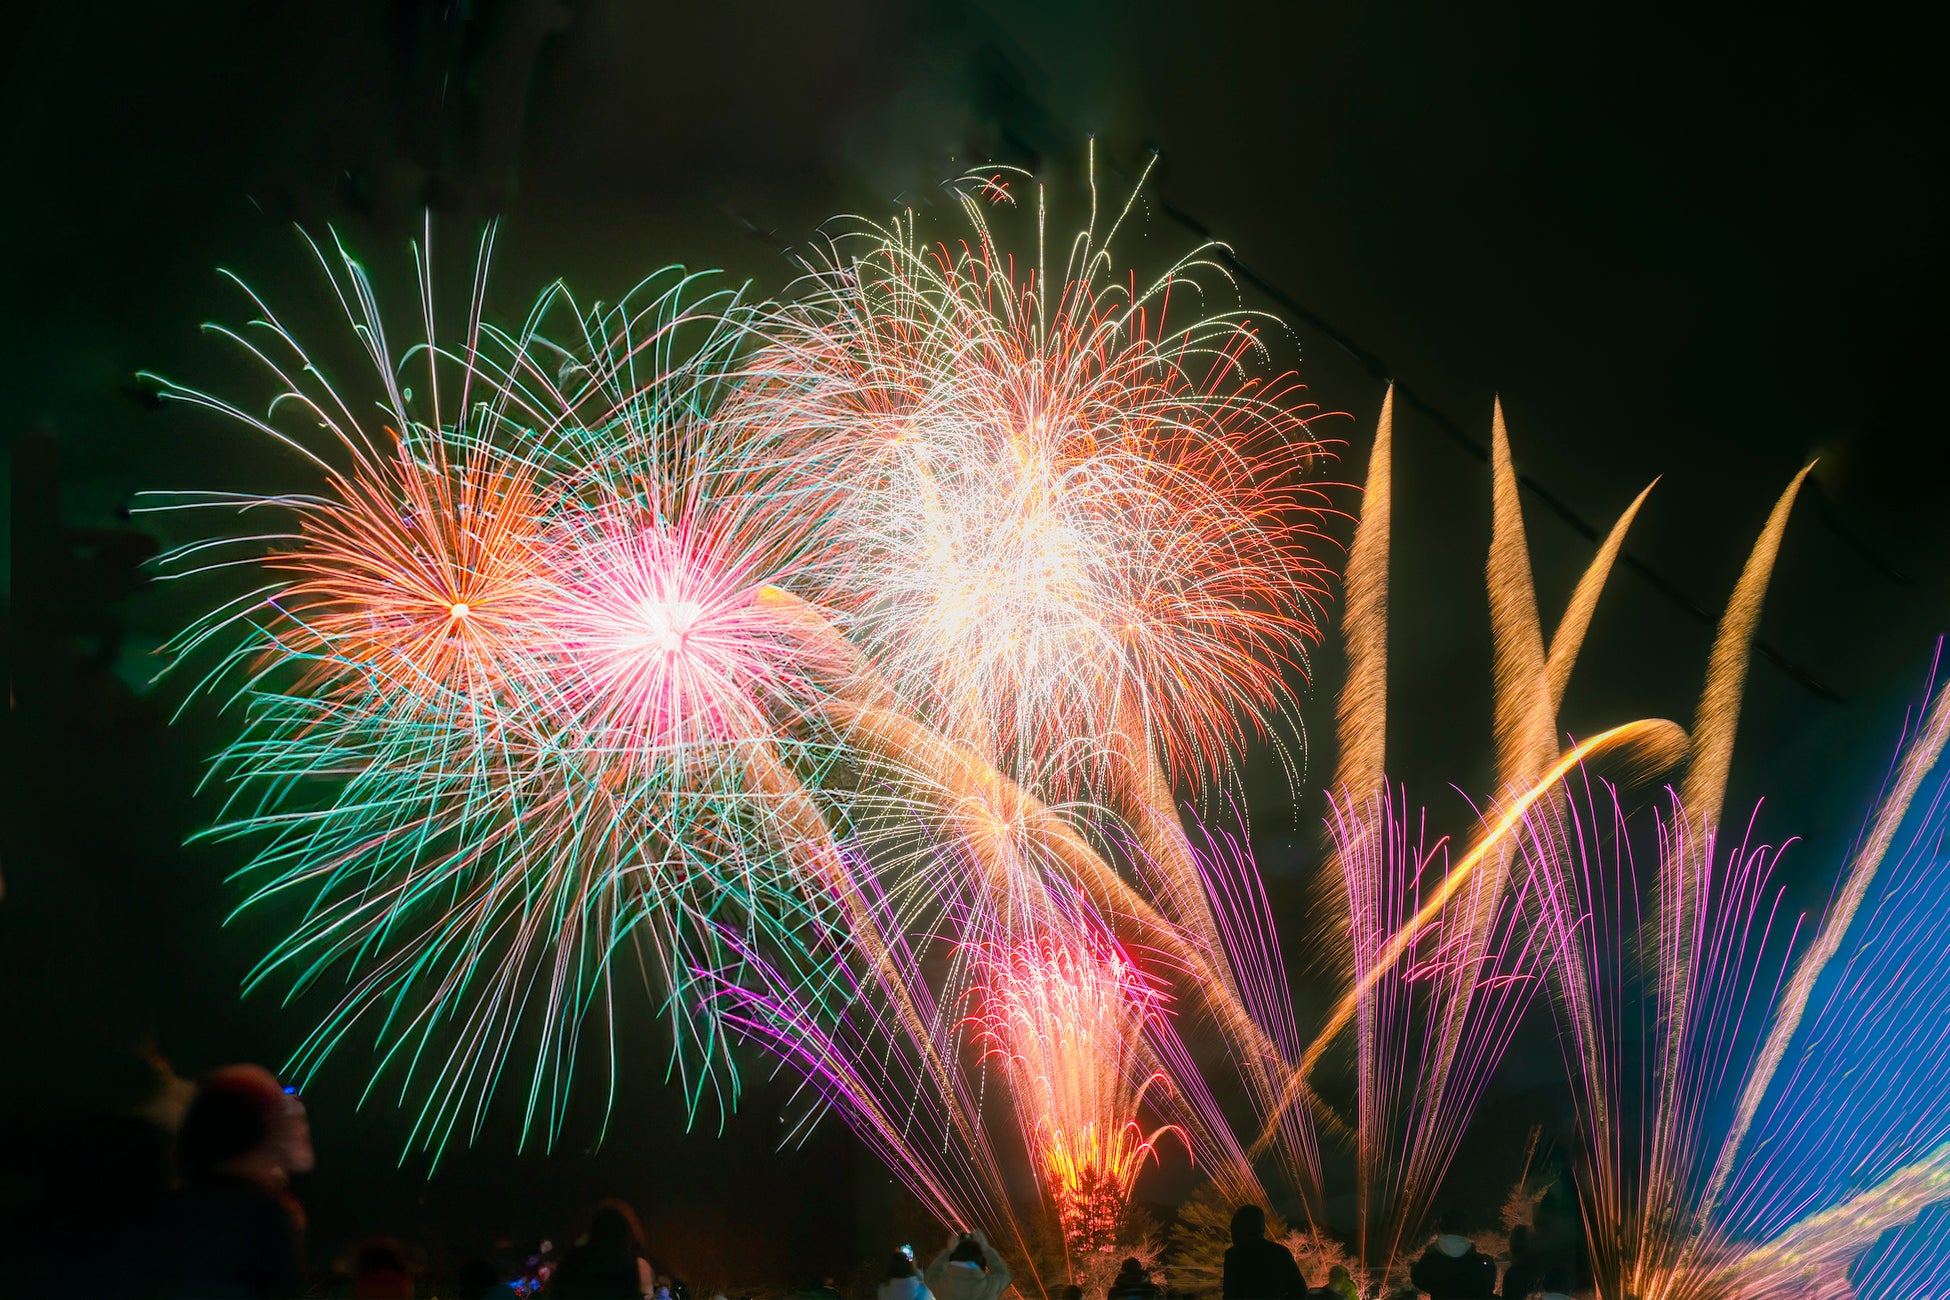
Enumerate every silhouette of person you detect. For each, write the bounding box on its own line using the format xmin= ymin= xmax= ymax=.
xmin=156 ymin=1064 xmax=314 ymax=1298
xmin=1107 ymin=1256 xmax=1160 ymax=1300
xmin=1222 ymin=1205 xmax=1305 ymax=1300
xmin=1409 ymin=1211 xmax=1498 ymax=1300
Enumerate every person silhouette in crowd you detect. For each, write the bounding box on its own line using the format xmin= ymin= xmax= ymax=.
xmin=550 ymin=1199 xmax=654 ymax=1299
xmin=1317 ymin=1263 xmax=1358 ymax=1300
xmin=1107 ymin=1257 xmax=1160 ymax=1300
xmin=156 ymin=1064 xmax=314 ymax=1297
xmin=1409 ymin=1211 xmax=1499 ymax=1300
xmin=879 ymin=1248 xmax=931 ymax=1300
xmin=1060 ymin=1286 xmax=1084 ymax=1300
xmin=458 ymin=1257 xmax=520 ymax=1300
xmin=353 ymin=1237 xmax=415 ymax=1298
xmin=1497 ymin=1223 xmax=1575 ymax=1300
xmin=1499 ymin=1225 xmax=1540 ymax=1299
xmin=1222 ymin=1204 xmax=1305 ymax=1299
xmin=924 ymin=1228 xmax=1012 ymax=1300
xmin=1528 ymin=1151 xmax=1590 ymax=1291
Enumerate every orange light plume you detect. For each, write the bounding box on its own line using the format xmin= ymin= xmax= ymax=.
xmin=969 ymin=931 xmax=1185 ymax=1256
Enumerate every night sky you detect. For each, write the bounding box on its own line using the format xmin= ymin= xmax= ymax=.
xmin=6 ymin=0 xmax=1947 ymax=1292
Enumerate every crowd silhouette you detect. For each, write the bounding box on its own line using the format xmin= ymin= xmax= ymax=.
xmin=41 ymin=1047 xmax=1588 ymax=1299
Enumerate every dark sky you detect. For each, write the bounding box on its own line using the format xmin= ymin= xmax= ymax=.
xmin=6 ymin=0 xmax=1947 ymax=1289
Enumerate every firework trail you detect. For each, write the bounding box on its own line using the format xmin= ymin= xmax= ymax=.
xmin=1621 ymin=469 xmax=1818 ymax=1216
xmin=1834 ymin=1203 xmax=1950 ymax=1299
xmin=1701 ymin=661 xmax=1950 ymax=1222
xmin=1678 ymin=466 xmax=1817 ymax=835
xmin=1523 ymin=697 xmax=1950 ymax=1300
xmin=1522 ymin=463 xmax=1810 ymax=1296
xmin=1250 ymin=396 xmax=1681 ymax=1284
xmin=1326 ymin=785 xmax=1550 ymax=1276
xmin=146 ymin=230 xmax=860 ymax=1156
xmin=726 ymin=154 xmax=1335 ymax=1209
xmin=1332 ymin=388 xmax=1393 ymax=806
xmin=1378 ymin=402 xmax=1656 ymax=1275
xmin=1517 ymin=447 xmax=1950 ymax=1296
xmin=1314 ymin=414 xmax=1950 ymax=1296
xmin=1521 ymin=777 xmax=1798 ymax=1296
xmin=968 ymin=930 xmax=1185 ymax=1259
xmin=719 ymin=504 xmax=1303 ymax=1273
xmin=706 ymin=815 xmax=1202 ymax=1297
xmin=1699 ymin=678 xmax=1950 ymax=1295
xmin=705 ymin=873 xmax=1024 ymax=1255
xmin=753 ymin=581 xmax=1298 ymax=1221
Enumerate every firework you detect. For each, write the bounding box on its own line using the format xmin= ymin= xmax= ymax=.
xmin=728 ymin=152 xmax=1332 ymax=804
xmin=1519 ymin=708 xmax=1950 ymax=1300
xmin=1830 ymin=1203 xmax=1950 ymax=1299
xmin=968 ymin=931 xmax=1185 ymax=1258
xmin=146 ymin=189 xmax=1950 ymax=1300
xmin=146 ymin=230 xmax=856 ymax=1155
xmin=754 ymin=581 xmax=1304 ymax=1218
xmin=1285 ymin=396 xmax=1950 ymax=1296
xmin=1513 ymin=450 xmax=1950 ymax=1295
xmin=706 ymin=882 xmax=1023 ymax=1252
xmin=723 ymin=155 xmax=1337 ymax=1213
xmin=727 ymin=154 xmax=1334 ymax=1243
xmin=1242 ymin=398 xmax=1683 ymax=1289
xmin=1325 ymin=784 xmax=1548 ymax=1275
xmin=1697 ymin=679 xmax=1950 ymax=1294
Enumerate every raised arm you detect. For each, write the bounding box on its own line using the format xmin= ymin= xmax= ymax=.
xmin=976 ymin=1231 xmax=1011 ymax=1299
xmin=924 ymin=1234 xmax=957 ymax=1292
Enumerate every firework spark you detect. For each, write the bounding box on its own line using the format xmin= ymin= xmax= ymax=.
xmin=724 ymin=156 xmax=1337 ymax=1214
xmin=728 ymin=153 xmax=1333 ymax=805
xmin=969 ymin=931 xmax=1185 ymax=1258
xmin=146 ymin=232 xmax=855 ymax=1156
xmin=1520 ymin=470 xmax=1950 ymax=1297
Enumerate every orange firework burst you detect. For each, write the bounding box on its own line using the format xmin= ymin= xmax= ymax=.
xmin=265 ymin=435 xmax=551 ymax=711
xmin=969 ymin=930 xmax=1185 ymax=1257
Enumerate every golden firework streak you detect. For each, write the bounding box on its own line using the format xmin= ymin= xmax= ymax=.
xmin=1679 ymin=464 xmax=1815 ymax=832
xmin=757 ymin=583 xmax=1299 ymax=1201
xmin=1250 ymin=715 xmax=1689 ymax=1160
xmin=1336 ymin=386 xmax=1393 ymax=802
xmin=1488 ymin=399 xmax=1559 ymax=791
xmin=760 ymin=587 xmax=1273 ymax=1032
xmin=1711 ymin=1141 xmax=1950 ymax=1296
xmin=1545 ymin=478 xmax=1657 ymax=714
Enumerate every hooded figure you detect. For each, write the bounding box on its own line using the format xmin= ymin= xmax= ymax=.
xmin=1221 ymin=1205 xmax=1306 ymax=1300
xmin=1408 ymin=1214 xmax=1498 ymax=1300
xmin=157 ymin=1064 xmax=314 ymax=1299
xmin=1106 ymin=1257 xmax=1160 ymax=1300
xmin=878 ymin=1250 xmax=931 ymax=1300
xmin=1320 ymin=1264 xmax=1358 ymax=1300
xmin=551 ymin=1200 xmax=654 ymax=1299
xmin=924 ymin=1229 xmax=1011 ymax=1300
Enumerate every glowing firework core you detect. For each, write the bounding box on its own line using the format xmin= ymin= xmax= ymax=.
xmin=972 ymin=934 xmax=1182 ymax=1257
xmin=633 ymin=595 xmax=703 ymax=657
